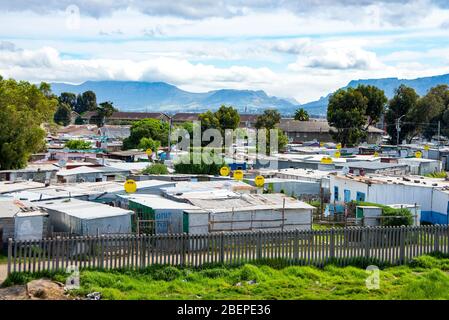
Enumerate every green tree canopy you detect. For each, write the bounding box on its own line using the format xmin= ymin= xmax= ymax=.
xmin=417 ymin=85 xmax=449 ymax=140
xmin=214 ymin=105 xmax=240 ymax=132
xmin=58 ymin=92 xmax=77 ymax=110
xmin=137 ymin=137 xmax=160 ymax=153
xmin=75 ymin=90 xmax=97 ymax=114
xmin=355 ymin=85 xmax=387 ymax=129
xmin=294 ymin=108 xmax=309 ymax=121
xmin=54 ymin=103 xmax=72 ymax=126
xmin=0 ymin=77 xmax=57 ymax=169
xmin=64 ymin=139 xmax=92 ymax=150
xmin=385 ymin=85 xmax=419 ymax=144
xmin=123 ymin=118 xmax=169 ymax=150
xmin=142 ymin=163 xmax=169 ymax=175
xmin=91 ymin=101 xmax=117 ymax=127
xmin=255 ymin=109 xmax=281 ymax=129
xmin=327 ymin=87 xmax=368 ymax=147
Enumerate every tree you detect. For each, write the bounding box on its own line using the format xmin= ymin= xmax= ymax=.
xmin=198 ymin=110 xmax=220 ymax=132
xmin=75 ymin=90 xmax=97 ymax=114
xmin=122 ymin=118 xmax=169 ymax=150
xmin=417 ymin=85 xmax=449 ymax=140
xmin=137 ymin=137 xmax=160 ymax=153
xmin=0 ymin=77 xmax=57 ymax=170
xmin=58 ymin=92 xmax=77 ymax=110
xmin=54 ymin=103 xmax=72 ymax=126
xmin=327 ymin=88 xmax=368 ymax=147
xmin=174 ymin=151 xmax=226 ymax=175
xmin=214 ymin=105 xmax=240 ymax=132
xmin=255 ymin=109 xmax=281 ymax=129
xmin=294 ymin=108 xmax=309 ymax=121
xmin=65 ymin=140 xmax=92 ymax=150
xmin=385 ymin=85 xmax=419 ymax=144
xmin=74 ymin=115 xmax=85 ymax=125
xmin=92 ymin=101 xmax=117 ymax=127
xmin=355 ymin=85 xmax=387 ymax=129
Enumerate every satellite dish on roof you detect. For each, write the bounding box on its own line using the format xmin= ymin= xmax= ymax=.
xmin=342 ymin=166 xmax=350 ymax=174
xmin=58 ymin=159 xmax=67 ymax=168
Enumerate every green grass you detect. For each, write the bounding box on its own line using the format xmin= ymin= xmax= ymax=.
xmin=0 ymin=253 xmax=7 ymax=264
xmin=5 ymin=254 xmax=449 ymax=299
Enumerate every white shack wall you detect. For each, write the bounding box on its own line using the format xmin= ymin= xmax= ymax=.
xmin=14 ymin=215 xmax=46 ymax=241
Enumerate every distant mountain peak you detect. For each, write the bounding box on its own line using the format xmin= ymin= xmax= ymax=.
xmin=50 ymin=80 xmax=300 ymax=114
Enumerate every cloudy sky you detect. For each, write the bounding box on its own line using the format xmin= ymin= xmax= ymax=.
xmin=1 ymin=0 xmax=449 ymax=103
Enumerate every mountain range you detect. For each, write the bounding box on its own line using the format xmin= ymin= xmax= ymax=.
xmin=50 ymin=73 xmax=449 ymax=116
xmin=300 ymin=73 xmax=449 ymax=115
xmin=50 ymin=81 xmax=299 ymax=115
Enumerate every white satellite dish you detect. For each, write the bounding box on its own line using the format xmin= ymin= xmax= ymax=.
xmin=58 ymin=159 xmax=67 ymax=168
xmin=342 ymin=166 xmax=350 ymax=174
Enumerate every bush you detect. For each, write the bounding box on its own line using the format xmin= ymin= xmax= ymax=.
xmin=142 ymin=163 xmax=168 ymax=175
xmin=64 ymin=139 xmax=91 ymax=150
xmin=174 ymin=151 xmax=226 ymax=175
xmin=152 ymin=266 xmax=182 ymax=281
xmin=382 ymin=208 xmax=413 ymax=226
xmin=425 ymin=171 xmax=447 ymax=178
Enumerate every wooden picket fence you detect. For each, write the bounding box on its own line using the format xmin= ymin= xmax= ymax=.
xmin=7 ymin=225 xmax=449 ymax=275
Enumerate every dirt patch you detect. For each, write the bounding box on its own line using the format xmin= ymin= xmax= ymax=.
xmin=0 ymin=279 xmax=70 ymax=300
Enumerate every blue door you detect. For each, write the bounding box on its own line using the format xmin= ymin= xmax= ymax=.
xmin=344 ymin=189 xmax=351 ymax=203
xmin=356 ymin=192 xmax=366 ymax=202
xmin=334 ymin=186 xmax=339 ymax=201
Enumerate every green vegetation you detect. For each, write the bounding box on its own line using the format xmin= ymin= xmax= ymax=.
xmin=74 ymin=90 xmax=97 ymax=114
xmin=123 ymin=118 xmax=169 ymax=150
xmin=255 ymin=109 xmax=288 ymax=152
xmin=425 ymin=171 xmax=447 ymax=178
xmin=141 ymin=163 xmax=169 ymax=175
xmin=0 ymin=77 xmax=57 ymax=170
xmin=356 ymin=201 xmax=413 ymax=226
xmin=327 ymin=85 xmax=387 ymax=147
xmin=0 ymin=253 xmax=7 ymax=264
xmin=294 ymin=108 xmax=310 ymax=121
xmin=5 ymin=254 xmax=449 ymax=300
xmin=53 ymin=103 xmax=72 ymax=126
xmin=174 ymin=151 xmax=226 ymax=175
xmin=137 ymin=137 xmax=160 ymax=154
xmin=64 ymin=139 xmax=92 ymax=150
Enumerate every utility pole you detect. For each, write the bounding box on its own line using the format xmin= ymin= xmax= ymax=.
xmin=438 ymin=120 xmax=441 ymax=151
xmin=167 ymin=115 xmax=172 ymax=160
xmin=396 ymin=114 xmax=406 ymax=147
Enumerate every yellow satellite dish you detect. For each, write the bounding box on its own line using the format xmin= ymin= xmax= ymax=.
xmin=424 ymin=145 xmax=430 ymax=151
xmin=319 ymin=142 xmax=324 ymax=147
xmin=334 ymin=151 xmax=341 ymax=158
xmin=124 ymin=179 xmax=137 ymax=193
xmin=145 ymin=148 xmax=153 ymax=156
xmin=373 ymin=151 xmax=379 ymax=157
xmin=254 ymin=175 xmax=265 ymax=187
xmin=415 ymin=151 xmax=422 ymax=158
xmin=336 ymin=143 xmax=342 ymax=150
xmin=220 ymin=166 xmax=230 ymax=177
xmin=233 ymin=170 xmax=244 ymax=181
xmin=320 ymin=157 xmax=333 ymax=164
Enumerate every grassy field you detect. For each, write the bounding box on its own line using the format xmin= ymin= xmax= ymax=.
xmin=4 ymin=254 xmax=449 ymax=300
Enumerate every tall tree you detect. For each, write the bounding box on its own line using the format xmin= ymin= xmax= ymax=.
xmin=58 ymin=92 xmax=77 ymax=110
xmin=355 ymin=85 xmax=387 ymax=129
xmin=385 ymin=85 xmax=419 ymax=144
xmin=54 ymin=103 xmax=72 ymax=126
xmin=92 ymin=101 xmax=117 ymax=127
xmin=0 ymin=77 xmax=57 ymax=169
xmin=214 ymin=105 xmax=240 ymax=132
xmin=255 ymin=109 xmax=281 ymax=129
xmin=122 ymin=118 xmax=169 ymax=150
xmin=75 ymin=90 xmax=97 ymax=114
xmin=417 ymin=85 xmax=449 ymax=140
xmin=294 ymin=108 xmax=309 ymax=121
xmin=327 ymin=88 xmax=368 ymax=147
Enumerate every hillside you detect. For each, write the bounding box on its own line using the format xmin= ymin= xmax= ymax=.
xmin=301 ymin=73 xmax=449 ymax=115
xmin=50 ymin=81 xmax=300 ymax=114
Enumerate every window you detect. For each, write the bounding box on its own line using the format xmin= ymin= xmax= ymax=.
xmin=334 ymin=186 xmax=339 ymax=201
xmin=356 ymin=192 xmax=366 ymax=202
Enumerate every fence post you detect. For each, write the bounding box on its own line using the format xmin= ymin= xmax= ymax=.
xmin=330 ymin=228 xmax=335 ymax=261
xmin=434 ymin=225 xmax=440 ymax=253
xmin=364 ymin=227 xmax=370 ymax=259
xmin=219 ymin=232 xmax=224 ymax=264
xmin=257 ymin=230 xmax=262 ymax=260
xmin=399 ymin=226 xmax=405 ymax=264
xmin=7 ymin=238 xmax=12 ymax=276
xmin=293 ymin=229 xmax=299 ymax=262
xmin=180 ymin=233 xmax=186 ymax=267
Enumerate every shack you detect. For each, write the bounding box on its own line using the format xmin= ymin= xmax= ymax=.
xmin=35 ymin=198 xmax=133 ymax=236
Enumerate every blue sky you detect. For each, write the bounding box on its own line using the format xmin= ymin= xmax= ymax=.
xmin=1 ymin=0 xmax=449 ymax=103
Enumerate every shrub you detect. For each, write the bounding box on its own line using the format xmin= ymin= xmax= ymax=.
xmin=142 ymin=163 xmax=168 ymax=175
xmin=152 ymin=266 xmax=182 ymax=281
xmin=64 ymin=139 xmax=91 ymax=150
xmin=382 ymin=208 xmax=413 ymax=226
